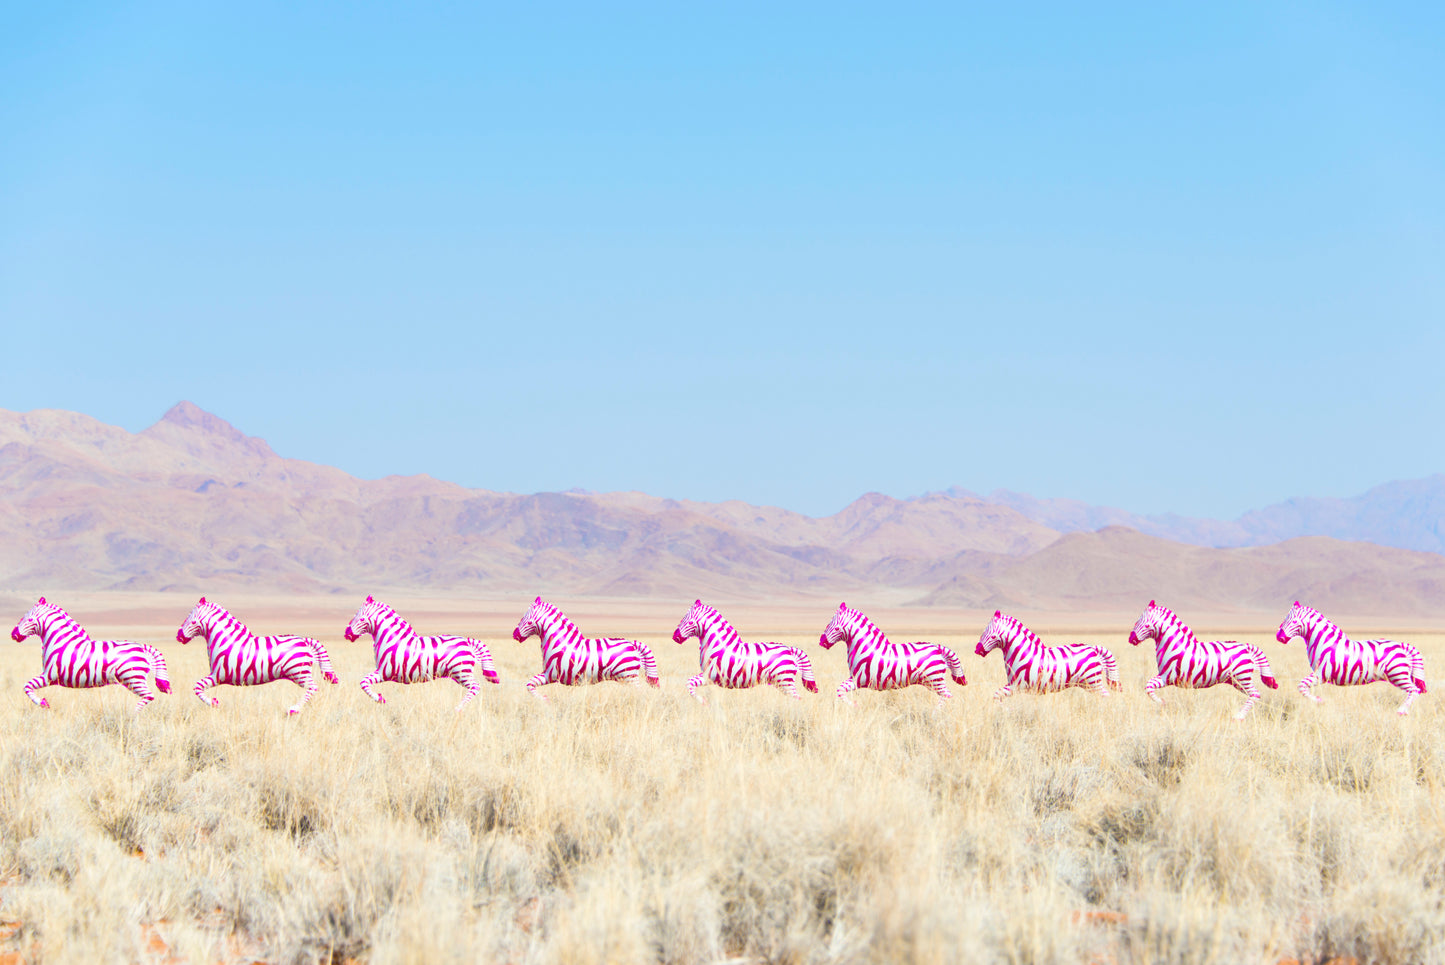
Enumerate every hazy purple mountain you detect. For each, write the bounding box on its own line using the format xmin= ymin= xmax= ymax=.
xmin=941 ymin=477 xmax=1445 ymax=555
xmin=3 ymin=403 xmax=1443 ymax=614
xmin=1233 ymin=476 xmax=1445 ymax=553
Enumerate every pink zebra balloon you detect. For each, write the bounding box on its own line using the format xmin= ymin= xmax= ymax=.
xmin=975 ymin=610 xmax=1121 ymax=700
xmin=671 ymin=599 xmax=819 ymax=702
xmin=1129 ymin=600 xmax=1279 ymax=719
xmin=10 ymin=597 xmax=172 ymax=710
xmin=1276 ymin=601 xmax=1427 ymax=716
xmin=344 ymin=596 xmax=500 ymax=711
xmin=177 ymin=597 xmax=339 ymax=715
xmin=511 ymin=597 xmax=661 ymax=700
xmin=818 ymin=602 xmax=967 ymax=705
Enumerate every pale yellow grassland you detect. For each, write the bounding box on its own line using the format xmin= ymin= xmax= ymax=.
xmin=0 ymin=595 xmax=1443 ymax=964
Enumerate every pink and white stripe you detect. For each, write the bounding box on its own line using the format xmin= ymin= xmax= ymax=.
xmin=819 ymin=602 xmax=967 ymax=705
xmin=10 ymin=598 xmax=171 ymax=710
xmin=1276 ymin=601 xmax=1427 ymax=716
xmin=975 ymin=610 xmax=1120 ymax=700
xmin=344 ymin=596 xmax=499 ymax=711
xmin=177 ymin=597 xmax=338 ymax=715
xmin=672 ymin=599 xmax=818 ymax=701
xmin=512 ymin=597 xmax=660 ymax=700
xmin=1129 ymin=600 xmax=1279 ymax=719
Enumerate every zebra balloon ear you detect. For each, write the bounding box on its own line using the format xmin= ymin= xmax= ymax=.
xmin=994 ymin=609 xmax=1001 ymax=617
xmin=199 ymin=596 xmax=206 ymax=604
xmin=1294 ymin=600 xmax=1300 ymax=607
xmin=694 ymin=599 xmax=702 ymax=606
xmin=535 ymin=595 xmax=542 ymax=604
xmin=1149 ymin=600 xmax=1156 ymax=607
xmin=839 ymin=601 xmax=846 ymax=609
xmin=366 ymin=595 xmax=374 ymax=603
xmin=38 ymin=596 xmax=45 ymax=605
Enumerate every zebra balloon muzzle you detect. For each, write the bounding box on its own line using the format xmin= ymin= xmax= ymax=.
xmin=671 ymin=629 xmax=686 ymax=644
xmin=9 ymin=627 xmax=22 ymax=642
xmin=1128 ymin=632 xmax=1140 ymax=645
xmin=974 ymin=642 xmax=987 ymax=657
xmin=1276 ymin=629 xmax=1290 ymax=644
xmin=176 ymin=629 xmax=188 ymax=644
xmin=512 ymin=627 xmax=525 ymax=643
xmin=344 ymin=627 xmax=359 ymax=642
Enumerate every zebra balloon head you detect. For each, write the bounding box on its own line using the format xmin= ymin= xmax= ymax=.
xmin=177 ymin=596 xmax=214 ymax=644
xmin=513 ymin=596 xmax=548 ymax=643
xmin=1128 ymin=601 xmax=1164 ymax=646
xmin=12 ymin=597 xmax=54 ymax=642
xmin=1276 ymin=601 xmax=1311 ymax=644
xmin=345 ymin=595 xmax=381 ymax=642
xmin=819 ymin=603 xmax=850 ymax=649
xmin=975 ymin=610 xmax=1010 ymax=658
xmin=672 ymin=600 xmax=706 ymax=644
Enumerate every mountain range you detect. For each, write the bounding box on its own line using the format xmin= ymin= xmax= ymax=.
xmin=969 ymin=480 xmax=1445 ymax=554
xmin=2 ymin=402 xmax=1444 ymax=616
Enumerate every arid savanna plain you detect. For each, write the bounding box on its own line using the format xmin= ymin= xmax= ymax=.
xmin=1 ymin=594 xmax=1442 ymax=965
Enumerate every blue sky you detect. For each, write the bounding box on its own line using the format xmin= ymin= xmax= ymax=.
xmin=2 ymin=3 xmax=1442 ymax=518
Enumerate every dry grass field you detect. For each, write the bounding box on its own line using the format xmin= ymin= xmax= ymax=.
xmin=1 ymin=595 xmax=1443 ymax=964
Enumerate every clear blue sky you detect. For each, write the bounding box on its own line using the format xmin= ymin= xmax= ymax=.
xmin=3 ymin=3 xmax=1442 ymax=518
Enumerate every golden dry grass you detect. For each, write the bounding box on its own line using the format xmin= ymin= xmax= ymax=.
xmin=0 ymin=598 xmax=1443 ymax=964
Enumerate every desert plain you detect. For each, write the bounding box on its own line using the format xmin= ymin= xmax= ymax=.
xmin=1 ymin=591 xmax=1442 ymax=965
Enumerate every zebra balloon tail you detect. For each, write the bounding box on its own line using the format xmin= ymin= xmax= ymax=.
xmin=1409 ymin=644 xmax=1428 ymax=693
xmin=637 ymin=641 xmax=662 ymax=687
xmin=1097 ymin=646 xmax=1123 ymax=691
xmin=473 ymin=641 xmax=501 ymax=683
xmin=1244 ymin=644 xmax=1280 ymax=690
xmin=793 ymin=648 xmax=819 ymax=693
xmin=144 ymin=644 xmax=172 ymax=694
xmin=940 ymin=645 xmax=967 ymax=686
xmin=309 ymin=639 xmax=341 ymax=685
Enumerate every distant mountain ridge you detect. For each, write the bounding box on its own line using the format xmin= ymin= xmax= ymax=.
xmin=2 ymin=402 xmax=1444 ymax=616
xmin=944 ymin=479 xmax=1445 ymax=556
xmin=0 ymin=403 xmax=1058 ymax=599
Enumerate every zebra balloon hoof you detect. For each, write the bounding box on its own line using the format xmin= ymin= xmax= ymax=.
xmin=38 ymin=698 xmax=49 ymax=709
xmin=287 ymin=708 xmax=299 ymax=716
xmin=377 ymin=694 xmax=387 ymax=705
xmin=647 ymin=676 xmax=661 ymax=689
xmin=325 ymin=672 xmax=340 ymax=685
xmin=209 ymin=698 xmax=221 ymax=707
